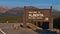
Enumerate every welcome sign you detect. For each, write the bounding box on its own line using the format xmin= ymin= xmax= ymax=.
xmin=28 ymin=11 xmax=44 ymax=19
xmin=23 ymin=6 xmax=53 ymax=29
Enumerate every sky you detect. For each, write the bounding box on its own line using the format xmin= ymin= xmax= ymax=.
xmin=0 ymin=0 xmax=60 ymax=10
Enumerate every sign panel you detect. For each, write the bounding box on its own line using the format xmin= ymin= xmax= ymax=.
xmin=28 ymin=11 xmax=44 ymax=20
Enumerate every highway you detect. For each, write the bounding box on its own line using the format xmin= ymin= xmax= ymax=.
xmin=0 ymin=23 xmax=58 ymax=34
xmin=0 ymin=32 xmax=3 ymax=34
xmin=0 ymin=23 xmax=37 ymax=34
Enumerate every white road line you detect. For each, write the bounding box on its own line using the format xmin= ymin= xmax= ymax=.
xmin=0 ymin=28 xmax=6 ymax=34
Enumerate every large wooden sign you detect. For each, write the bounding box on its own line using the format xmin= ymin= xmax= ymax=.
xmin=23 ymin=6 xmax=53 ymax=29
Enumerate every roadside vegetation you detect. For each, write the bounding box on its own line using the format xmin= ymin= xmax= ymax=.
xmin=0 ymin=15 xmax=23 ymax=23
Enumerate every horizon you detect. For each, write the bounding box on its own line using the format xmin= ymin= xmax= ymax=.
xmin=0 ymin=0 xmax=60 ymax=10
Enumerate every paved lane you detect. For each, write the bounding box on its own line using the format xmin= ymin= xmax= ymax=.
xmin=2 ymin=28 xmax=37 ymax=34
xmin=0 ymin=32 xmax=3 ymax=34
xmin=0 ymin=23 xmax=37 ymax=34
xmin=0 ymin=23 xmax=58 ymax=34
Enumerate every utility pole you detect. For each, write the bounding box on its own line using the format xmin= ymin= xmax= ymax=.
xmin=49 ymin=6 xmax=53 ymax=29
xmin=23 ymin=6 xmax=27 ymax=28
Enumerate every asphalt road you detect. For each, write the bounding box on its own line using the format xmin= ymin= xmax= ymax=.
xmin=1 ymin=28 xmax=37 ymax=34
xmin=0 ymin=23 xmax=37 ymax=34
xmin=0 ymin=23 xmax=58 ymax=34
xmin=0 ymin=32 xmax=3 ymax=34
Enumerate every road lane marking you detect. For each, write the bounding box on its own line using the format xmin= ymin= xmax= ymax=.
xmin=0 ymin=28 xmax=6 ymax=34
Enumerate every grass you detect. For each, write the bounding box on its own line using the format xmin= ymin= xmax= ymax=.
xmin=0 ymin=15 xmax=23 ymax=23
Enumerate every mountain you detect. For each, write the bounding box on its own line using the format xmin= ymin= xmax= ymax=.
xmin=1 ymin=6 xmax=38 ymax=16
xmin=24 ymin=6 xmax=38 ymax=9
xmin=0 ymin=6 xmax=8 ymax=13
xmin=2 ymin=7 xmax=24 ymax=16
xmin=0 ymin=6 xmax=60 ymax=16
xmin=52 ymin=9 xmax=60 ymax=16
